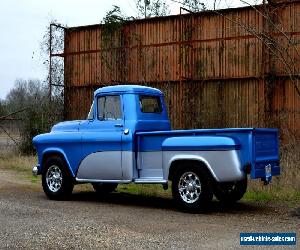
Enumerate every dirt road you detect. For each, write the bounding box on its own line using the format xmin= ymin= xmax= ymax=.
xmin=0 ymin=169 xmax=299 ymax=249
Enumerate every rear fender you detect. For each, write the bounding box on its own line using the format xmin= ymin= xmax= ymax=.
xmin=162 ymin=136 xmax=244 ymax=182
xmin=167 ymin=154 xmax=218 ymax=181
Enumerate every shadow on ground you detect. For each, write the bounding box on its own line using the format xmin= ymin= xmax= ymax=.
xmin=67 ymin=190 xmax=275 ymax=215
xmin=290 ymin=207 xmax=300 ymax=219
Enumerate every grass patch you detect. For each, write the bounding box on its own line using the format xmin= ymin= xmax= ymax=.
xmin=243 ymin=186 xmax=300 ymax=207
xmin=0 ymin=151 xmax=39 ymax=184
xmin=0 ymin=151 xmax=36 ymax=173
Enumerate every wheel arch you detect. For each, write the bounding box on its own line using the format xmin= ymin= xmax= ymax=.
xmin=167 ymin=156 xmax=219 ymax=182
xmin=41 ymin=148 xmax=75 ymax=177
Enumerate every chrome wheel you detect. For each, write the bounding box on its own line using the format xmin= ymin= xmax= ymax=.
xmin=46 ymin=165 xmax=62 ymax=193
xmin=178 ymin=171 xmax=201 ymax=204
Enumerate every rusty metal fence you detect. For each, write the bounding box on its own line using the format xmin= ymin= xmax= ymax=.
xmin=51 ymin=1 xmax=299 ymax=143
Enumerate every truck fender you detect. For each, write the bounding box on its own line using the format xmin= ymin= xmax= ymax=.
xmin=41 ymin=147 xmax=75 ymax=177
xmin=166 ymin=154 xmax=219 ymax=182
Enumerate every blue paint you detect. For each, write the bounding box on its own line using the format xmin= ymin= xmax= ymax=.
xmin=33 ymin=132 xmax=82 ymax=176
xmin=162 ymin=136 xmax=239 ymax=151
xmin=94 ymin=85 xmax=163 ymax=96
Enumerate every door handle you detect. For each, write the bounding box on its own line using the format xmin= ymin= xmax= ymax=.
xmin=114 ymin=124 xmax=123 ymax=127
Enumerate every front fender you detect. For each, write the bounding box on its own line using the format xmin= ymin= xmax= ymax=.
xmin=40 ymin=148 xmax=75 ymax=177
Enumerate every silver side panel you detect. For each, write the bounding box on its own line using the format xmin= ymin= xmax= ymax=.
xmin=76 ymin=151 xmax=133 ymax=181
xmin=121 ymin=151 xmax=134 ymax=180
xmin=163 ymin=150 xmax=244 ymax=182
xmin=137 ymin=151 xmax=163 ymax=178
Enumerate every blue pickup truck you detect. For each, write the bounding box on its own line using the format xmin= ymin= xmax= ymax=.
xmin=33 ymin=85 xmax=280 ymax=211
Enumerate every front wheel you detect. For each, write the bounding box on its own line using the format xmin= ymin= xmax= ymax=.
xmin=42 ymin=156 xmax=74 ymax=200
xmin=213 ymin=177 xmax=247 ymax=203
xmin=172 ymin=163 xmax=213 ymax=212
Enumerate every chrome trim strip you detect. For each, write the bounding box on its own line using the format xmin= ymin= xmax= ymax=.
xmin=134 ymin=179 xmax=167 ymax=184
xmin=75 ymin=178 xmax=131 ymax=183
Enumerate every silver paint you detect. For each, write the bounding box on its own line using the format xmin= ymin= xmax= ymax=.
xmin=139 ymin=169 xmax=163 ymax=178
xmin=163 ymin=150 xmax=244 ymax=182
xmin=76 ymin=151 xmax=134 ymax=181
xmin=121 ymin=151 xmax=134 ymax=180
xmin=137 ymin=151 xmax=163 ymax=178
xmin=76 ymin=149 xmax=243 ymax=184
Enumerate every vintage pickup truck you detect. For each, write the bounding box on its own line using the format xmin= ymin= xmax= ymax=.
xmin=32 ymin=85 xmax=280 ymax=211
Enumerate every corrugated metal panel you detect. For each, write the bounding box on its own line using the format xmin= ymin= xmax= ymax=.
xmin=63 ymin=1 xmax=300 ymax=140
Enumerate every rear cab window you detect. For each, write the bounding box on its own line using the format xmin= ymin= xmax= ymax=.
xmin=139 ymin=95 xmax=162 ymax=113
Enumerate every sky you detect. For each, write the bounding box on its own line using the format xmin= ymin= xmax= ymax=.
xmin=0 ymin=0 xmax=253 ymax=100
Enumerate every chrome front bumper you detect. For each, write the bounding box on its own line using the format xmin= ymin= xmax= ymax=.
xmin=32 ymin=165 xmax=39 ymax=176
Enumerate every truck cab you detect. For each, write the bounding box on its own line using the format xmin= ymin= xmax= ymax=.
xmin=33 ymin=85 xmax=280 ymax=211
xmin=76 ymin=86 xmax=170 ymax=183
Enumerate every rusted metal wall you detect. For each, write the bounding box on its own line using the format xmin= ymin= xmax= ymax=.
xmin=63 ymin=1 xmax=300 ymax=139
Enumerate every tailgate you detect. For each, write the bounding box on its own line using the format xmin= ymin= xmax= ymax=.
xmin=251 ymin=129 xmax=280 ymax=179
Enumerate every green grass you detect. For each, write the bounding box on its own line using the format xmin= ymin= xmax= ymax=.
xmin=243 ymin=187 xmax=300 ymax=207
xmin=0 ymin=152 xmax=39 ymax=184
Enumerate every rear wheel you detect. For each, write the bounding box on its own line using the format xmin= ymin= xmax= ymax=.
xmin=213 ymin=177 xmax=247 ymax=203
xmin=92 ymin=183 xmax=118 ymax=193
xmin=42 ymin=156 xmax=74 ymax=200
xmin=172 ymin=163 xmax=213 ymax=212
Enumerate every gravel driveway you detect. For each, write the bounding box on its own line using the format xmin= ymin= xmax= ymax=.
xmin=0 ymin=169 xmax=299 ymax=249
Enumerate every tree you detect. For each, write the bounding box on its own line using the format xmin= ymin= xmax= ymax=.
xmin=0 ymin=99 xmax=7 ymax=116
xmin=135 ymin=0 xmax=170 ymax=18
xmin=4 ymin=79 xmax=62 ymax=154
xmin=182 ymin=0 xmax=206 ymax=12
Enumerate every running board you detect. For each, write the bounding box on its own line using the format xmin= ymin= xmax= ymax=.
xmin=134 ymin=178 xmax=167 ymax=184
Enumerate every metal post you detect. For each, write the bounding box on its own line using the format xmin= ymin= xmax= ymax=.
xmin=49 ymin=24 xmax=52 ymax=103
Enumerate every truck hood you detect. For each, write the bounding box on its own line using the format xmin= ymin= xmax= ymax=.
xmin=51 ymin=120 xmax=83 ymax=132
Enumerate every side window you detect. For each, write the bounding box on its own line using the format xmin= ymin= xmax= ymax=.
xmin=97 ymin=95 xmax=122 ymax=120
xmin=87 ymin=101 xmax=94 ymax=120
xmin=139 ymin=95 xmax=162 ymax=113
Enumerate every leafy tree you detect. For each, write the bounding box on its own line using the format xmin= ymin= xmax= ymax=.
xmin=135 ymin=0 xmax=170 ymax=18
xmin=182 ymin=0 xmax=206 ymax=12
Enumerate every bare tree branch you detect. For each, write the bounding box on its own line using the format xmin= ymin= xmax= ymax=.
xmin=0 ymin=107 xmax=29 ymax=121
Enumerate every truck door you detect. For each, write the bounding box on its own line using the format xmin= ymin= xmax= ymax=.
xmin=77 ymin=95 xmax=124 ymax=181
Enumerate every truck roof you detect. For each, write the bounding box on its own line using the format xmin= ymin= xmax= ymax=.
xmin=94 ymin=85 xmax=163 ymax=96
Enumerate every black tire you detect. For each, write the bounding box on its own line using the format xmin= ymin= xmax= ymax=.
xmin=42 ymin=156 xmax=74 ymax=200
xmin=92 ymin=183 xmax=118 ymax=193
xmin=172 ymin=163 xmax=213 ymax=212
xmin=213 ymin=177 xmax=247 ymax=204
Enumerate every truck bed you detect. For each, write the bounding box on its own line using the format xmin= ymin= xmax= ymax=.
xmin=136 ymin=128 xmax=280 ymax=180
